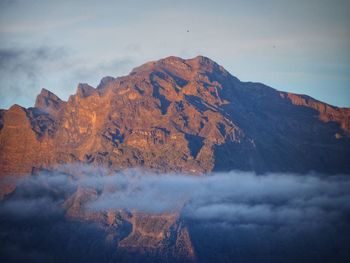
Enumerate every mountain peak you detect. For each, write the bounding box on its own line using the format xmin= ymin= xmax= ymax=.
xmin=160 ymin=55 xmax=215 ymax=65
xmin=35 ymin=88 xmax=65 ymax=117
xmin=97 ymin=76 xmax=115 ymax=90
xmin=130 ymin=55 xmax=224 ymax=76
xmin=8 ymin=104 xmax=25 ymax=113
xmin=76 ymin=83 xmax=96 ymax=98
xmin=1 ymin=55 xmax=350 ymax=177
xmin=188 ymin=55 xmax=216 ymax=65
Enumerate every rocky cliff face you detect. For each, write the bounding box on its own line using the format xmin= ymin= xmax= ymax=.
xmin=61 ymin=183 xmax=195 ymax=262
xmin=1 ymin=55 xmax=349 ymax=177
xmin=1 ymin=55 xmax=350 ymax=262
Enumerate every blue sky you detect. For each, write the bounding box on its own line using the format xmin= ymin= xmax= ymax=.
xmin=0 ymin=0 xmax=349 ymax=108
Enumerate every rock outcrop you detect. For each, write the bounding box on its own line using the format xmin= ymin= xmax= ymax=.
xmin=1 ymin=55 xmax=349 ymax=177
xmin=58 ymin=174 xmax=196 ymax=262
xmin=1 ymin=55 xmax=350 ymax=262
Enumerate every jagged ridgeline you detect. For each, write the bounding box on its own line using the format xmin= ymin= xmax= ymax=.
xmin=1 ymin=56 xmax=350 ymax=263
xmin=1 ymin=56 xmax=349 ymax=177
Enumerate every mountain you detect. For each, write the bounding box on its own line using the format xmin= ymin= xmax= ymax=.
xmin=1 ymin=55 xmax=350 ymax=263
xmin=1 ymin=55 xmax=349 ymax=177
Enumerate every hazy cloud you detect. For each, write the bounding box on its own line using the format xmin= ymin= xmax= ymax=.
xmin=2 ymin=167 xmax=350 ymax=227
xmin=1 ymin=166 xmax=350 ymax=262
xmin=0 ymin=46 xmax=69 ymax=107
xmin=0 ymin=45 xmax=134 ymax=109
xmin=82 ymin=171 xmax=350 ymax=228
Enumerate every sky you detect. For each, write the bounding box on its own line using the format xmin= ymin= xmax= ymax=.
xmin=0 ymin=0 xmax=349 ymax=109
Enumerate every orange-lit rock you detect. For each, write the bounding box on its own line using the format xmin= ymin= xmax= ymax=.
xmin=1 ymin=55 xmax=350 ymax=179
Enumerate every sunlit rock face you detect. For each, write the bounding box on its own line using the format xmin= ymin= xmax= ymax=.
xmin=0 ymin=56 xmax=350 ymax=263
xmin=1 ymin=55 xmax=349 ymax=177
xmin=60 ymin=182 xmax=195 ymax=262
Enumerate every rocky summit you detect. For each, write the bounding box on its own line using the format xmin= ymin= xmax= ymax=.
xmin=1 ymin=56 xmax=350 ymax=263
xmin=1 ymin=55 xmax=349 ymax=177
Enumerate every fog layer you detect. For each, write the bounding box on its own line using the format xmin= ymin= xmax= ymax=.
xmin=1 ymin=167 xmax=350 ymax=262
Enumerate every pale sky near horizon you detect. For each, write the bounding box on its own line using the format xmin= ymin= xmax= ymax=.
xmin=0 ymin=0 xmax=349 ymax=109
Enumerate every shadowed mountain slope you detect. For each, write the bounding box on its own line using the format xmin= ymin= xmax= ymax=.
xmin=1 ymin=55 xmax=350 ymax=176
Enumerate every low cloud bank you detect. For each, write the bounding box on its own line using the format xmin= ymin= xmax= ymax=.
xmin=1 ymin=167 xmax=350 ymax=262
xmin=2 ymin=168 xmax=350 ymax=226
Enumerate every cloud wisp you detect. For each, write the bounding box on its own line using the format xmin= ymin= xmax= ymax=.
xmin=0 ymin=46 xmax=69 ymax=108
xmin=0 ymin=45 xmax=134 ymax=109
